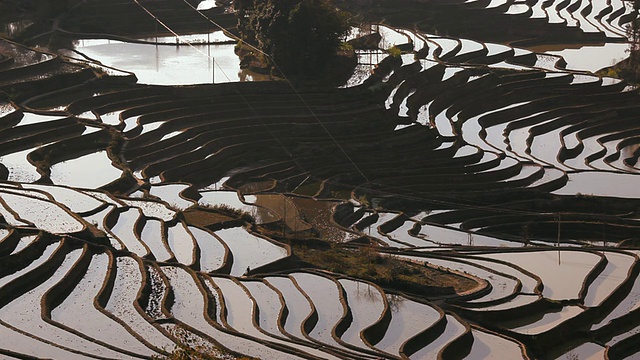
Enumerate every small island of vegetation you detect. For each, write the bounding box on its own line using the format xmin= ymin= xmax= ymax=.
xmin=233 ymin=0 xmax=354 ymax=82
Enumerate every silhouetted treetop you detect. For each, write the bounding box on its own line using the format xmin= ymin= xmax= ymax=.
xmin=233 ymin=0 xmax=351 ymax=78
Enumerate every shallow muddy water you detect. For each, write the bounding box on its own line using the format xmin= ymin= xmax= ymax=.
xmin=51 ymin=252 xmax=156 ymax=356
xmin=484 ymin=250 xmax=602 ymax=300
xmin=215 ymin=227 xmax=288 ymax=276
xmin=0 ymin=241 xmax=60 ymax=288
xmin=0 ymin=248 xmax=134 ymax=359
xmin=3 ymin=9 xmax=640 ymax=359
xmin=189 ymin=226 xmax=226 ymax=272
xmin=110 ymin=208 xmax=149 ymax=257
xmin=162 ymin=266 xmax=301 ymax=360
xmin=240 ymin=280 xmax=283 ymax=335
xmin=472 ymin=294 xmax=541 ymax=312
xmin=583 ymin=251 xmax=635 ymax=307
xmin=510 ymin=305 xmax=583 ymax=335
xmin=420 ymin=224 xmax=524 ymax=247
xmin=106 ymin=256 xmax=175 ymax=350
xmin=0 ymin=147 xmax=45 ymax=183
xmin=120 ymin=198 xmax=176 ymax=221
xmin=166 ymin=222 xmax=196 ymax=266
xmin=289 ymin=272 xmax=350 ymax=350
xmin=554 ymin=171 xmax=640 ymax=198
xmin=410 ymin=314 xmax=466 ymax=359
xmin=22 ymin=183 xmax=103 ymax=214
xmin=68 ymin=37 xmax=262 ymax=85
xmin=9 ymin=234 xmax=38 ymax=255
xmin=421 ymin=257 xmax=519 ymax=303
xmin=374 ymin=295 xmax=441 ymax=356
xmin=528 ymin=43 xmax=630 ymax=72
xmin=1 ymin=192 xmax=85 ymax=234
xmin=149 ymin=183 xmax=194 ymax=210
xmin=50 ymin=151 xmax=122 ymax=189
xmin=591 ymin=253 xmax=640 ymax=331
xmin=553 ymin=342 xmax=606 ymax=360
xmin=466 ymin=328 xmax=525 ymax=359
xmin=140 ymin=219 xmax=174 ymax=262
xmin=339 ymin=279 xmax=386 ymax=349
xmin=263 ymin=276 xmax=313 ymax=339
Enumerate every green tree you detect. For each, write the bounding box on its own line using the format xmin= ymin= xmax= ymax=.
xmin=234 ymin=0 xmax=351 ymax=78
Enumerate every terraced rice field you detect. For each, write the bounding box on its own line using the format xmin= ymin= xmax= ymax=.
xmin=2 ymin=0 xmax=640 ymax=358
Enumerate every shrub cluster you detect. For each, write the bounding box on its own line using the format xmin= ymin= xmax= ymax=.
xmin=233 ymin=0 xmax=351 ymax=78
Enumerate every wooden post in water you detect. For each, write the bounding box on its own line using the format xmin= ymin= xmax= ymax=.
xmin=207 ymin=32 xmax=214 ymax=84
xmin=282 ymin=196 xmax=287 ymax=240
xmin=557 ymin=214 xmax=561 ymax=247
xmin=557 ymin=214 xmax=561 ymax=265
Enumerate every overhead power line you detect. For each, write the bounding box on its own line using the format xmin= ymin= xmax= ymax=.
xmin=131 ymin=0 xmax=572 ymax=218
xmin=178 ymin=0 xmax=371 ymax=183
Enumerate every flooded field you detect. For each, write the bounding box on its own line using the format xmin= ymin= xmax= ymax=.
xmin=1 ymin=0 xmax=640 ymax=358
xmin=66 ymin=39 xmax=243 ymax=85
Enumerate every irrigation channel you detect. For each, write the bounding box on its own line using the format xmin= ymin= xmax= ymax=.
xmin=1 ymin=0 xmax=640 ymax=358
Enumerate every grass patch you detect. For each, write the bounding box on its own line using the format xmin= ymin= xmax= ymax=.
xmin=153 ymin=348 xmax=255 ymax=360
xmin=151 ymin=327 xmax=257 ymax=360
xmin=206 ymin=204 xmax=253 ymax=220
xmin=182 ymin=206 xmax=251 ymax=229
xmin=293 ymin=242 xmax=478 ymax=297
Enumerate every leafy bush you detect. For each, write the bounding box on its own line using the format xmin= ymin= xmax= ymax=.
xmin=233 ymin=0 xmax=351 ymax=78
xmin=387 ymin=46 xmax=402 ymax=57
xmin=152 ymin=327 xmax=257 ymax=360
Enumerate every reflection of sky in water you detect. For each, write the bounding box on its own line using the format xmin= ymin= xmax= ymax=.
xmin=485 ymin=251 xmax=601 ymax=300
xmin=468 ymin=329 xmax=525 ymax=360
xmin=50 ymin=151 xmax=122 ymax=188
xmin=216 ymin=227 xmax=288 ymax=276
xmin=16 ymin=112 xmax=65 ymax=127
xmin=338 ymin=279 xmax=385 ymax=348
xmin=533 ymin=43 xmax=630 ymax=72
xmin=70 ymin=39 xmax=244 ymax=85
xmin=149 ymin=183 xmax=193 ymax=210
xmin=553 ymin=342 xmax=605 ymax=360
xmin=554 ymin=172 xmax=640 ymax=198
xmin=375 ymin=294 xmax=439 ymax=354
xmin=4 ymin=20 xmax=33 ymax=37
xmin=1 ymin=148 xmax=41 ymax=183
xmin=199 ymin=190 xmax=253 ymax=212
xmin=196 ymin=0 xmax=218 ymax=10
xmin=374 ymin=24 xmax=410 ymax=49
xmin=198 ymin=190 xmax=280 ymax=224
xmin=138 ymin=31 xmax=232 ymax=44
xmin=1 ymin=193 xmax=85 ymax=234
xmin=0 ymin=103 xmax=16 ymax=117
xmin=511 ymin=305 xmax=583 ymax=335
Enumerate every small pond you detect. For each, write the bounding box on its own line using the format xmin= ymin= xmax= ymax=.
xmin=553 ymin=172 xmax=640 ymax=198
xmin=529 ymin=43 xmax=630 ymax=72
xmin=50 ymin=151 xmax=122 ymax=189
xmin=67 ymin=35 xmax=270 ymax=86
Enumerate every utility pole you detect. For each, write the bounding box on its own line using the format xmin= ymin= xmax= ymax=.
xmin=282 ymin=197 xmax=287 ymax=240
xmin=557 ymin=214 xmax=561 ymax=247
xmin=557 ymin=214 xmax=561 ymax=265
xmin=208 ymin=32 xmax=215 ymax=84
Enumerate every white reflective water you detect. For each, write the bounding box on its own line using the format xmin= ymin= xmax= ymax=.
xmin=69 ymin=38 xmax=248 ymax=85
xmin=50 ymin=151 xmax=122 ymax=188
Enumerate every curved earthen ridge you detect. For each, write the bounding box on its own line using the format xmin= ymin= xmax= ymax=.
xmin=2 ymin=0 xmax=640 ymax=357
